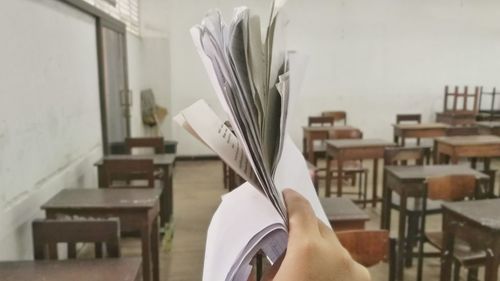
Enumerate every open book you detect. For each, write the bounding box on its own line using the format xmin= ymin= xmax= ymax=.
xmin=175 ymin=1 xmax=329 ymax=280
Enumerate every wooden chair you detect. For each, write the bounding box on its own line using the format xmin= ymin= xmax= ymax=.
xmin=337 ymin=230 xmax=396 ymax=281
xmin=477 ymin=87 xmax=500 ymax=121
xmin=383 ymin=147 xmax=441 ymax=267
xmin=327 ymin=129 xmax=368 ymax=205
xmin=437 ymin=86 xmax=480 ymax=125
xmin=125 ymin=137 xmax=165 ymax=154
xmin=32 ymin=219 xmax=120 ymax=260
xmin=322 ymin=111 xmax=347 ymax=125
xmin=101 ymin=159 xmax=155 ymax=189
xmin=395 ymin=114 xmax=422 ymax=146
xmin=416 ymin=175 xmax=486 ymax=281
xmin=308 ymin=116 xmax=334 ymax=126
xmin=443 ymin=86 xmax=480 ymax=114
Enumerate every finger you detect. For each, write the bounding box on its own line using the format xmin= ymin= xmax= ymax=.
xmin=283 ymin=189 xmax=319 ymax=237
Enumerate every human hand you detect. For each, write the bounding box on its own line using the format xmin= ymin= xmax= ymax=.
xmin=253 ymin=189 xmax=371 ymax=281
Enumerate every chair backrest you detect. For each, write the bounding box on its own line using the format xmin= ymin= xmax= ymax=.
xmin=125 ymin=137 xmax=165 ymax=154
xmin=425 ymin=175 xmax=476 ymax=201
xmin=307 ymin=130 xmax=330 ymax=164
xmin=445 ymin=126 xmax=479 ymax=136
xmin=329 ymin=128 xmax=363 ymax=140
xmin=478 ymin=87 xmax=498 ymax=118
xmin=384 ymin=147 xmax=426 ymax=166
xmin=322 ymin=111 xmax=347 ymax=125
xmin=32 ymin=219 xmax=120 ymax=260
xmin=443 ymin=86 xmax=480 ymax=113
xmin=396 ymin=114 xmax=421 ymax=124
xmin=102 ymin=159 xmax=155 ymax=188
xmin=336 ymin=230 xmax=393 ymax=269
xmin=308 ymin=116 xmax=334 ymax=127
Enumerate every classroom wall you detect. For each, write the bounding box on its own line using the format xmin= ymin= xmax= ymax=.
xmin=0 ymin=0 xmax=149 ymax=260
xmin=167 ymin=0 xmax=500 ymax=156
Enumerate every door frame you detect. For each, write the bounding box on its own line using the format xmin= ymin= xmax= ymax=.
xmin=97 ymin=18 xmax=131 ymax=155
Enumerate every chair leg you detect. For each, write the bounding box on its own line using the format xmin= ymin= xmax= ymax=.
xmin=357 ymin=173 xmax=362 ymax=200
xmin=389 ymin=238 xmax=397 ymax=281
xmin=467 ymin=268 xmax=479 ymax=281
xmin=453 ymin=261 xmax=461 ymax=281
xmin=405 ymin=214 xmax=417 ymax=267
xmin=363 ymin=171 xmax=368 ymax=209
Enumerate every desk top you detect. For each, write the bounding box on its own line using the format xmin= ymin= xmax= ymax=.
xmin=393 ymin=123 xmax=449 ymax=130
xmin=385 ymin=165 xmax=489 ymax=182
xmin=476 ymin=121 xmax=500 ymax=129
xmin=94 ymin=153 xmax=176 ymax=166
xmin=325 ymin=139 xmax=394 ymax=149
xmin=435 ymin=135 xmax=500 ymax=146
xmin=444 ymin=199 xmax=500 ymax=232
xmin=42 ymin=188 xmax=162 ymax=210
xmin=302 ymin=126 xmax=355 ymax=132
xmin=0 ymin=258 xmax=142 ymax=281
xmin=320 ymin=197 xmax=369 ymax=223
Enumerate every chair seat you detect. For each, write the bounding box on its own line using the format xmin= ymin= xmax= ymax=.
xmin=391 ymin=194 xmax=442 ymax=213
xmin=426 ymin=232 xmax=487 ymax=267
xmin=328 ymin=160 xmax=367 ymax=173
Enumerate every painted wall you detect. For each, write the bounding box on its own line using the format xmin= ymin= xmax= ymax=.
xmin=0 ymin=0 xmax=103 ymax=260
xmin=166 ymin=0 xmax=500 ymax=156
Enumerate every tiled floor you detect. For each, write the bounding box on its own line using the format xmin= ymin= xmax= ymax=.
xmin=120 ymin=159 xmax=496 ymax=281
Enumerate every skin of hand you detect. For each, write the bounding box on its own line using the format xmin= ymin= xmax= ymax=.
xmin=252 ymin=189 xmax=371 ymax=281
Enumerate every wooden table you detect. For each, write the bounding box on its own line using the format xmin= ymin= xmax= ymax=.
xmin=320 ymin=197 xmax=369 ymax=231
xmin=393 ymin=123 xmax=448 ymax=146
xmin=42 ymin=188 xmax=161 ymax=281
xmin=383 ymin=165 xmax=490 ymax=281
xmin=95 ymin=153 xmax=175 ymax=226
xmin=302 ymin=125 xmax=355 ymax=157
xmin=436 ymin=111 xmax=477 ymax=126
xmin=435 ymin=135 xmax=500 ymax=172
xmin=0 ymin=258 xmax=142 ymax=281
xmin=325 ymin=139 xmax=395 ymax=206
xmin=441 ymin=199 xmax=500 ymax=281
xmin=477 ymin=121 xmax=500 ymax=136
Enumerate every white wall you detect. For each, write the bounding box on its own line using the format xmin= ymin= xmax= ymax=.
xmin=167 ymin=0 xmax=500 ymax=156
xmin=0 ymin=0 xmax=103 ymax=260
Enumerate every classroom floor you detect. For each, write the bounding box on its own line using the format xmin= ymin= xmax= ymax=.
xmin=121 ymin=159 xmax=496 ymax=281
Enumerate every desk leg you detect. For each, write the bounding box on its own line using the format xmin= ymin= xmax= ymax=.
xmin=440 ymin=224 xmax=454 ymax=281
xmin=484 ymin=256 xmax=498 ymax=281
xmin=381 ymin=171 xmax=391 ymax=230
xmin=97 ymin=165 xmax=105 ymax=187
xmin=141 ymin=221 xmax=153 ymax=281
xmin=151 ymin=217 xmax=160 ymax=281
xmin=397 ymin=192 xmax=407 ymax=281
xmin=162 ymin=165 xmax=173 ymax=224
xmin=325 ymin=153 xmax=332 ymax=197
xmin=372 ymin=159 xmax=379 ymax=207
xmin=337 ymin=156 xmax=344 ymax=198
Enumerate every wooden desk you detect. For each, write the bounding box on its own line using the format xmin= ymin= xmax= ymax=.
xmin=302 ymin=126 xmax=355 ymax=158
xmin=441 ymin=199 xmax=500 ymax=281
xmin=0 ymin=258 xmax=142 ymax=281
xmin=325 ymin=139 xmax=395 ymax=206
xmin=477 ymin=121 xmax=500 ymax=136
xmin=435 ymin=135 xmax=500 ymax=173
xmin=42 ymin=189 xmax=161 ymax=281
xmin=383 ymin=165 xmax=490 ymax=281
xmin=436 ymin=111 xmax=477 ymax=126
xmin=393 ymin=123 xmax=448 ymax=146
xmin=320 ymin=197 xmax=369 ymax=231
xmin=95 ymin=153 xmax=175 ymax=226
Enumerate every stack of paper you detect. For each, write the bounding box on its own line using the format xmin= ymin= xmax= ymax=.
xmin=174 ymin=1 xmax=329 ymax=280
